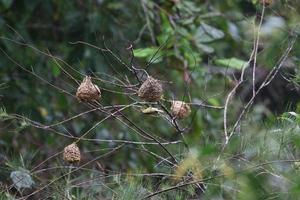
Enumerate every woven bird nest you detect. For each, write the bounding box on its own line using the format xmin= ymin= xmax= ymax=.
xmin=76 ymin=76 xmax=101 ymax=102
xmin=138 ymin=77 xmax=163 ymax=102
xmin=171 ymin=101 xmax=191 ymax=119
xmin=259 ymin=0 xmax=273 ymax=6
xmin=63 ymin=143 xmax=81 ymax=163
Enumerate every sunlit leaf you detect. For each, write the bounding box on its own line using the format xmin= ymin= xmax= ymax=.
xmin=214 ymin=57 xmax=248 ymax=70
xmin=141 ymin=107 xmax=163 ymax=114
xmin=133 ymin=47 xmax=164 ymax=63
xmin=133 ymin=47 xmax=160 ymax=58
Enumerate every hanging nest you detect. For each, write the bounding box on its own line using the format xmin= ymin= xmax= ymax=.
xmin=138 ymin=76 xmax=163 ymax=102
xmin=171 ymin=101 xmax=191 ymax=119
xmin=76 ymin=76 xmax=101 ymax=102
xmin=63 ymin=143 xmax=81 ymax=163
xmin=259 ymin=0 xmax=273 ymax=6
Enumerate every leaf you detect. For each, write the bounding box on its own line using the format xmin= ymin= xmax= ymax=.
xmin=157 ymin=13 xmax=175 ymax=46
xmin=141 ymin=107 xmax=163 ymax=114
xmin=280 ymin=112 xmax=300 ymax=123
xmin=260 ymin=16 xmax=286 ymax=36
xmin=287 ymin=112 xmax=298 ymax=117
xmin=10 ymin=169 xmax=34 ymax=190
xmin=214 ymin=57 xmax=248 ymax=70
xmin=133 ymin=47 xmax=164 ymax=64
xmin=207 ymin=98 xmax=220 ymax=107
xmin=196 ymin=43 xmax=214 ymax=54
xmin=133 ymin=47 xmax=159 ymax=58
xmin=38 ymin=107 xmax=48 ymax=117
xmin=195 ymin=23 xmax=225 ymax=43
xmin=0 ymin=107 xmax=9 ymax=120
xmin=107 ymin=2 xmax=123 ymax=10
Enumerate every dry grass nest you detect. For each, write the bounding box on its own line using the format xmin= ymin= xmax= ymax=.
xmin=138 ymin=76 xmax=163 ymax=102
xmin=76 ymin=76 xmax=101 ymax=102
xmin=63 ymin=143 xmax=81 ymax=163
xmin=171 ymin=100 xmax=191 ymax=119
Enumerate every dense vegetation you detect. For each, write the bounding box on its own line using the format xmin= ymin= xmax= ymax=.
xmin=0 ymin=0 xmax=300 ymax=199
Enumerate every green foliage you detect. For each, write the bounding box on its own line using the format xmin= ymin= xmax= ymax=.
xmin=133 ymin=47 xmax=164 ymax=63
xmin=0 ymin=0 xmax=300 ymax=199
xmin=215 ymin=57 xmax=248 ymax=70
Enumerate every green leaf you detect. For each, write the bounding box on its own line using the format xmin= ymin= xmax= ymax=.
xmin=133 ymin=47 xmax=165 ymax=63
xmin=107 ymin=2 xmax=123 ymax=10
xmin=195 ymin=23 xmax=225 ymax=43
xmin=214 ymin=57 xmax=248 ymax=70
xmin=133 ymin=47 xmax=159 ymax=58
xmin=196 ymin=43 xmax=214 ymax=54
xmin=157 ymin=12 xmax=175 ymax=46
xmin=207 ymin=98 xmax=220 ymax=107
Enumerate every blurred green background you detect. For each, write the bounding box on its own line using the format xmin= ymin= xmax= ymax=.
xmin=1 ymin=0 xmax=300 ymax=199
